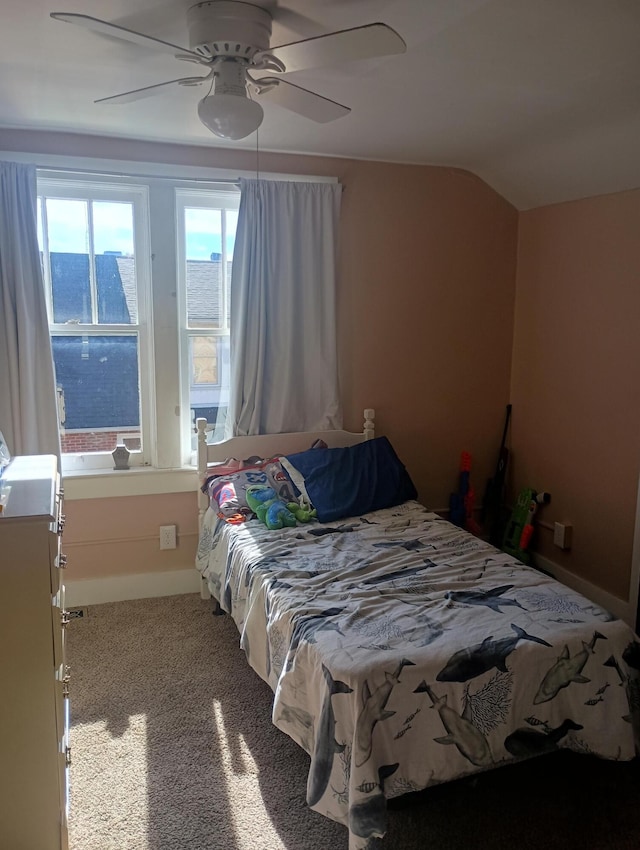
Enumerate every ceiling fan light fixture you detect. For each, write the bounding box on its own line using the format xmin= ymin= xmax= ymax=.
xmin=197 ymin=57 xmax=263 ymax=140
xmin=198 ymin=92 xmax=263 ymax=140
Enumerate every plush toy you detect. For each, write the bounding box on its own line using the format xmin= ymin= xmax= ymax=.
xmin=287 ymin=499 xmax=317 ymax=524
xmin=246 ymin=485 xmax=298 ymax=530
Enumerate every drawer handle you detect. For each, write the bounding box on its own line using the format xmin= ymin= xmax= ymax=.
xmin=61 ymin=666 xmax=71 ymax=697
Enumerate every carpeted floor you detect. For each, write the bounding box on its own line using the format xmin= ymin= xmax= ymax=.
xmin=66 ymin=594 xmax=640 ymax=850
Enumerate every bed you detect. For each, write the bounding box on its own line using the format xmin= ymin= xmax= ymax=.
xmin=195 ymin=412 xmax=640 ymax=850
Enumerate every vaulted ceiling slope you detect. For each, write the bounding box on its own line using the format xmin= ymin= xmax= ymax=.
xmin=1 ymin=0 xmax=639 ymax=209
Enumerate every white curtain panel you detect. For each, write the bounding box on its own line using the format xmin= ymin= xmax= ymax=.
xmin=0 ymin=162 xmax=60 ymax=460
xmin=227 ymin=178 xmax=343 ymax=437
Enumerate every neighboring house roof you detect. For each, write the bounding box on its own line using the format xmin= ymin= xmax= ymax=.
xmin=50 ymin=252 xmax=232 ymax=430
xmin=52 ymin=335 xmax=140 ymax=430
xmin=114 ymin=256 xmax=136 ymax=320
xmin=115 ymin=255 xmax=231 ymax=327
xmin=51 ymin=253 xmax=131 ymax=323
xmin=185 ymin=259 xmax=232 ymax=327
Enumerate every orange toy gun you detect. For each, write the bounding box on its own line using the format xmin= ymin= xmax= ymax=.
xmin=449 ymin=451 xmax=482 ymax=536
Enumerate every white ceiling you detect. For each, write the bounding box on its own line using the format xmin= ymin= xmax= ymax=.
xmin=2 ymin=0 xmax=640 ymax=209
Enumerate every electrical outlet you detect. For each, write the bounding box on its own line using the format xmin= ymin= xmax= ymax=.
xmin=159 ymin=524 xmax=177 ymax=550
xmin=553 ymin=522 xmax=572 ymax=550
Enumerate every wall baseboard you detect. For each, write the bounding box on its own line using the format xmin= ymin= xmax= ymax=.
xmin=532 ymin=552 xmax=635 ymax=626
xmin=65 ymin=568 xmax=202 ymax=607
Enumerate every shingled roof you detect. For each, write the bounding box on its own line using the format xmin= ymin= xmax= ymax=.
xmin=50 ymin=253 xmax=231 ymax=431
xmin=114 ymin=255 xmax=231 ymax=327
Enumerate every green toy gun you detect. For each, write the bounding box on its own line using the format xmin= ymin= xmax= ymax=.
xmin=502 ymin=487 xmax=551 ymax=564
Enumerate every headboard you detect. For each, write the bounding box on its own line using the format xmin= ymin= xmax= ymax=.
xmin=196 ymin=408 xmax=375 ymax=529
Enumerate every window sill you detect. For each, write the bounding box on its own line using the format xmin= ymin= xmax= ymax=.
xmin=62 ymin=465 xmax=198 ymax=501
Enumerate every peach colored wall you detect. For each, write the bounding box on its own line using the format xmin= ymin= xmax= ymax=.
xmin=511 ymin=188 xmax=640 ymax=601
xmin=64 ymin=493 xmax=199 ymax=580
xmin=336 ymin=163 xmax=517 ymax=507
xmin=1 ymin=129 xmax=517 ymax=583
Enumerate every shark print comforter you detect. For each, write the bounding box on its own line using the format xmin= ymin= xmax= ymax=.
xmin=196 ymin=500 xmax=640 ymax=850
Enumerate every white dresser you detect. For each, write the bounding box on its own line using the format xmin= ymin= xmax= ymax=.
xmin=0 ymin=455 xmax=69 ymax=850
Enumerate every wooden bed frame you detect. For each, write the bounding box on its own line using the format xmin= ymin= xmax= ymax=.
xmin=195 ymin=408 xmax=376 ymax=597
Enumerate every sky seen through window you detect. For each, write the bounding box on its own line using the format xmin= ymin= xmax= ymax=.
xmin=38 ymin=199 xmax=237 ymax=260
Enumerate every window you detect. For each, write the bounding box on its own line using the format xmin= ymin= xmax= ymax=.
xmin=38 ymin=180 xmax=152 ymax=470
xmin=176 ymin=189 xmax=239 ymax=451
xmin=37 ymin=175 xmax=240 ymax=473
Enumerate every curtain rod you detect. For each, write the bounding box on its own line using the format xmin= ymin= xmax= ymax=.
xmin=35 ymin=164 xmax=240 ymax=185
xmin=33 ymin=164 xmax=342 ymax=188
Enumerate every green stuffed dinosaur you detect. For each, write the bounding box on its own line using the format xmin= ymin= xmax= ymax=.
xmin=245 ymin=485 xmax=316 ymax=530
xmin=287 ymin=496 xmax=317 ymax=524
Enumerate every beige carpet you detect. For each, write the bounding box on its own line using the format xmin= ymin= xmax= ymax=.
xmin=66 ymin=594 xmax=640 ymax=850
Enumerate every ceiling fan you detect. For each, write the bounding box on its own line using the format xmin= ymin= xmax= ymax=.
xmin=50 ymin=1 xmax=406 ymax=141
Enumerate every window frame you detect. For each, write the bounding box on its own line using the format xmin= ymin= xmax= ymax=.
xmin=37 ymin=178 xmax=155 ymax=472
xmin=22 ymin=153 xmax=336 ymax=495
xmin=175 ymin=187 xmax=240 ymax=465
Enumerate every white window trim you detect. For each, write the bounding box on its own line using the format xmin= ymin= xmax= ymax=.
xmin=61 ymin=465 xmax=198 ymax=502
xmin=38 ymin=178 xmax=155 ymax=473
xmin=175 ymin=187 xmax=240 ymax=465
xmin=2 ymin=149 xmax=338 ymax=187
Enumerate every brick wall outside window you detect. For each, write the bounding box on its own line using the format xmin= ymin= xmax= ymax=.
xmin=61 ymin=431 xmax=140 ymax=453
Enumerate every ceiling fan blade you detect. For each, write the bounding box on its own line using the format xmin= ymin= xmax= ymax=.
xmin=95 ymin=76 xmax=209 ymax=105
xmin=271 ymin=6 xmax=326 ymax=39
xmin=267 ymin=22 xmax=406 ymax=73
xmin=256 ymin=78 xmax=350 ymax=123
xmin=50 ymin=12 xmax=205 ymax=62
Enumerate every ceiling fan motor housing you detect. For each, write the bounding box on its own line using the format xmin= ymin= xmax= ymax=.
xmin=187 ymin=1 xmax=272 ymax=60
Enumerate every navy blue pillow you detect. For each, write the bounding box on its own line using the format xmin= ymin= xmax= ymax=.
xmin=284 ymin=436 xmax=417 ymax=522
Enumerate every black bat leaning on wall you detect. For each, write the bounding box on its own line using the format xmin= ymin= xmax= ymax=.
xmin=481 ymin=404 xmax=512 ymax=546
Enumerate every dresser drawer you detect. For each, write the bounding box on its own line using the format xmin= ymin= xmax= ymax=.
xmin=55 ymin=662 xmax=70 ymax=844
xmin=58 ymin=731 xmax=70 ymax=848
xmin=52 ymin=584 xmax=67 ymax=670
xmin=54 ymin=663 xmax=70 ymax=742
xmin=49 ymin=531 xmax=65 ymax=595
xmin=49 ymin=486 xmax=67 ymax=594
